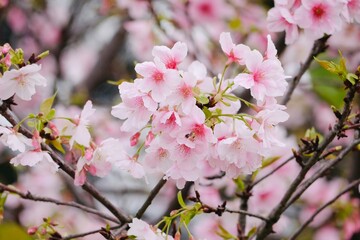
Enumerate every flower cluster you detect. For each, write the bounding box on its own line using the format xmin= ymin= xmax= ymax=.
xmin=110 ymin=33 xmax=289 ymax=188
xmin=267 ymin=0 xmax=360 ymax=44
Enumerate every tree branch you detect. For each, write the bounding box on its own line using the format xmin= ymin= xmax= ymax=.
xmin=285 ymin=138 xmax=360 ymax=209
xmin=0 ymin=183 xmax=120 ymax=224
xmin=225 ymin=208 xmax=269 ymax=222
xmin=59 ymin=224 xmax=127 ymax=240
xmin=135 ymin=177 xmax=167 ymax=219
xmin=289 ymin=178 xmax=360 ymax=240
xmin=281 ymin=35 xmax=331 ymax=105
xmin=256 ymin=75 xmax=358 ymax=239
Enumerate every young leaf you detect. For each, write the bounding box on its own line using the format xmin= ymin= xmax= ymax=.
xmin=40 ymin=92 xmax=57 ymax=117
xmin=177 ymin=191 xmax=186 ymax=208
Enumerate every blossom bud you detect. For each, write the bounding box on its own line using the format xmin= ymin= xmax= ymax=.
xmin=145 ymin=131 xmax=154 ymax=146
xmin=130 ymin=132 xmax=141 ymax=146
xmin=27 ymin=226 xmax=38 ymax=235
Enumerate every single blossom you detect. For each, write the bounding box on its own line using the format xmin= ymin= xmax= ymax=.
xmin=152 ymin=41 xmax=187 ymax=69
xmin=127 ymin=218 xmax=174 ymax=240
xmin=0 ymin=64 xmax=47 ymax=101
xmin=294 ymin=0 xmax=343 ymax=40
xmin=0 ymin=126 xmax=32 ymax=152
xmin=219 ymin=32 xmax=250 ymax=65
xmin=10 ymin=131 xmax=58 ymax=172
xmin=67 ymin=100 xmax=96 ymax=148
xmin=135 ymin=60 xmax=180 ymax=102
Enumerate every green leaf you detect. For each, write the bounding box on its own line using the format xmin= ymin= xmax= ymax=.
xmin=177 ymin=191 xmax=186 ymax=208
xmin=216 ymin=224 xmax=237 ymax=239
xmin=233 ymin=178 xmax=245 ymax=192
xmin=310 ymin=66 xmax=346 ymax=108
xmin=40 ymin=93 xmax=57 ymax=117
xmin=247 ymin=226 xmax=257 ymax=238
xmin=196 ymin=95 xmax=209 ymax=105
xmin=46 ymin=109 xmax=56 ymax=120
xmin=49 ymin=140 xmax=65 ymax=154
xmin=346 ymin=73 xmax=358 ymax=85
xmin=203 ymin=107 xmax=212 ymax=119
xmin=261 ymin=156 xmax=281 ymax=169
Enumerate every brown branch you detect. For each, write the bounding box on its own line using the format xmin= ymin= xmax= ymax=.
xmin=135 ymin=177 xmax=167 ymax=219
xmin=59 ymin=224 xmax=127 ymax=240
xmin=289 ymin=178 xmax=360 ymax=239
xmin=225 ymin=208 xmax=269 ymax=222
xmin=0 ymin=106 xmax=131 ymax=224
xmin=238 ymin=175 xmax=252 ymax=238
xmin=281 ymin=35 xmax=331 ymax=105
xmin=285 ymin=138 xmax=360 ymax=209
xmin=0 ymin=183 xmax=120 ymax=224
xmin=256 ymin=76 xmax=358 ymax=239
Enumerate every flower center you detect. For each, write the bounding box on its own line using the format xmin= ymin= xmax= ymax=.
xmin=312 ymin=5 xmax=325 ymax=19
xmin=199 ymin=3 xmax=211 ymax=14
xmin=152 ymin=71 xmax=164 ymax=83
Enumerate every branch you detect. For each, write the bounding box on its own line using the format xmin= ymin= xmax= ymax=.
xmin=289 ymin=178 xmax=360 ymax=240
xmin=256 ymin=76 xmax=358 ymax=239
xmin=225 ymin=208 xmax=269 ymax=222
xmin=59 ymin=224 xmax=127 ymax=240
xmin=285 ymin=138 xmax=360 ymax=209
xmin=238 ymin=175 xmax=252 ymax=238
xmin=135 ymin=177 xmax=167 ymax=219
xmin=0 ymin=106 xmax=131 ymax=224
xmin=0 ymin=183 xmax=120 ymax=224
xmin=281 ymin=35 xmax=331 ymax=105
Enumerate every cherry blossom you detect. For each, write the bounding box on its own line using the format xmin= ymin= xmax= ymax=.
xmin=267 ymin=7 xmax=299 ymax=44
xmin=152 ymin=41 xmax=187 ymax=69
xmin=219 ymin=32 xmax=250 ymax=65
xmin=233 ymin=48 xmax=287 ymax=101
xmin=0 ymin=64 xmax=47 ymax=101
xmin=0 ymin=126 xmax=32 ymax=152
xmin=10 ymin=131 xmax=58 ymax=172
xmin=127 ymin=218 xmax=174 ymax=240
xmin=111 ymin=81 xmax=157 ymax=132
xmin=65 ymin=100 xmax=96 ymax=148
xmin=294 ymin=0 xmax=343 ymax=40
xmin=135 ymin=60 xmax=181 ymax=102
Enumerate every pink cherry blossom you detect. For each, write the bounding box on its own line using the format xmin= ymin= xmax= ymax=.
xmin=127 ymin=218 xmax=173 ymax=240
xmin=294 ymin=0 xmax=343 ymax=40
xmin=135 ymin=60 xmax=180 ymax=102
xmin=112 ymin=81 xmax=157 ymax=132
xmin=219 ymin=32 xmax=250 ymax=65
xmin=341 ymin=0 xmax=360 ymax=23
xmin=267 ymin=7 xmax=299 ymax=44
xmin=67 ymin=100 xmax=95 ymax=148
xmin=0 ymin=126 xmax=32 ymax=152
xmin=166 ymin=72 xmax=197 ymax=114
xmin=152 ymin=41 xmax=187 ymax=69
xmin=188 ymin=0 xmax=231 ymax=23
xmin=10 ymin=131 xmax=58 ymax=172
xmin=151 ymin=107 xmax=182 ymax=135
xmin=234 ymin=49 xmax=287 ymax=101
xmin=74 ymin=138 xmax=117 ymax=186
xmin=0 ymin=64 xmax=47 ymax=101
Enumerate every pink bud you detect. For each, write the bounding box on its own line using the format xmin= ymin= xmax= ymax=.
xmin=27 ymin=226 xmax=38 ymax=235
xmin=48 ymin=122 xmax=59 ymax=137
xmin=84 ymin=148 xmax=93 ymax=161
xmin=130 ymin=132 xmax=141 ymax=146
xmin=1 ymin=43 xmax=11 ymax=54
xmin=174 ymin=232 xmax=181 ymax=240
xmin=145 ymin=131 xmax=154 ymax=146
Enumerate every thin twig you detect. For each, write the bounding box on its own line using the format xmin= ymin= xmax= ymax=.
xmin=251 ymin=156 xmax=294 ymax=187
xmin=60 ymin=224 xmax=127 ymax=240
xmin=289 ymin=178 xmax=360 ymax=239
xmin=239 ymin=175 xmax=252 ymax=238
xmin=281 ymin=35 xmax=331 ymax=105
xmin=0 ymin=183 xmax=120 ymax=223
xmin=0 ymin=107 xmax=131 ymax=224
xmin=135 ymin=177 xmax=167 ymax=219
xmin=225 ymin=208 xmax=269 ymax=222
